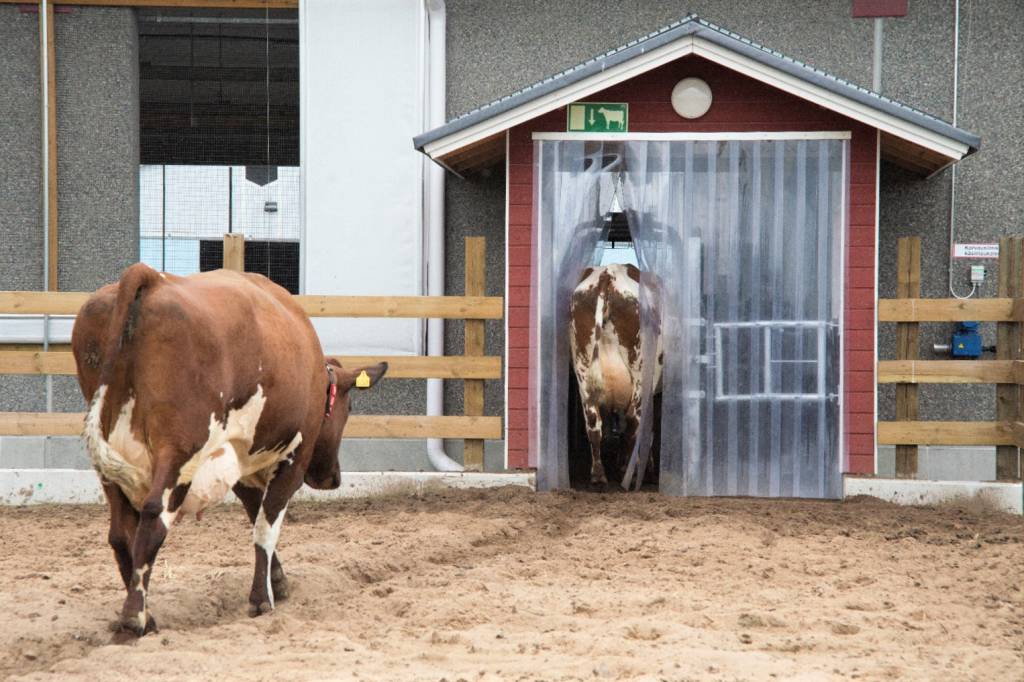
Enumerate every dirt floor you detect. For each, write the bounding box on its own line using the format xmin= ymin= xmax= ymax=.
xmin=1 ymin=484 xmax=1022 ymax=682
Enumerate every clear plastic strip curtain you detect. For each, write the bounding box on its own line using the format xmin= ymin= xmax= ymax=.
xmin=531 ymin=140 xmax=618 ymax=490
xmin=532 ymin=136 xmax=847 ymax=498
xmin=623 ymin=138 xmax=847 ymax=498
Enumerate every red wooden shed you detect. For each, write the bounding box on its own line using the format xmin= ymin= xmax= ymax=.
xmin=415 ymin=16 xmax=979 ymax=497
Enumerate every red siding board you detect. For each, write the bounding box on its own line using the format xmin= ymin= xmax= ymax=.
xmin=846 ymin=330 xmax=875 ymax=351
xmin=509 ymin=266 xmax=532 ymax=288
xmin=847 ymin=351 xmax=876 ymax=371
xmin=848 ymin=267 xmax=876 ymax=289
xmin=849 ymin=227 xmax=876 ymax=247
xmin=846 ymin=392 xmax=875 ymax=415
xmin=508 ymin=305 xmax=530 ymax=329
xmin=847 ymin=433 xmax=876 ymax=454
xmin=508 ymin=327 xmax=529 ymax=350
xmin=508 ymin=388 xmax=528 ymax=410
xmin=848 ymin=454 xmax=874 ymax=474
xmin=850 ymin=204 xmax=876 ymax=227
xmin=508 ymin=205 xmax=532 ymax=227
xmin=847 ymin=309 xmax=875 ymax=330
xmin=848 ymin=246 xmax=874 ymax=268
xmin=507 ymin=428 xmax=528 ymax=450
xmin=507 ymin=369 xmax=529 ymax=389
xmin=846 ymin=371 xmax=876 ymax=393
xmin=508 ymin=450 xmax=529 ymax=469
xmin=508 ymin=347 xmax=529 ymax=368
xmin=846 ymin=414 xmax=877 ymax=433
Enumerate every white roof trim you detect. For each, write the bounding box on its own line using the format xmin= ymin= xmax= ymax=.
xmin=691 ymin=38 xmax=970 ymax=161
xmin=533 ymin=131 xmax=852 ymax=141
xmin=422 ymin=36 xmax=698 ymax=158
xmin=423 ymin=34 xmax=970 ymax=163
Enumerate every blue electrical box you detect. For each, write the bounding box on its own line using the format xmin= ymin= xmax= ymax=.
xmin=952 ymin=321 xmax=983 ymax=358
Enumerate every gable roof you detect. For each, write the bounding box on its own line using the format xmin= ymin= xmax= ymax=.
xmin=414 ymin=15 xmax=980 ymax=177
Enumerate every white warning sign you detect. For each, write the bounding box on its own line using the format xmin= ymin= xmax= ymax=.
xmin=953 ymin=243 xmax=999 ymax=259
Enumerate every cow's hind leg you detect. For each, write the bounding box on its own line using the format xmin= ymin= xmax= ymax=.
xmin=103 ymin=480 xmax=139 ymax=592
xmin=584 ymin=405 xmax=607 ymax=488
xmin=115 ymin=466 xmax=190 ymax=642
xmin=247 ymin=458 xmax=303 ymax=617
xmin=233 ymin=482 xmax=289 ymax=602
xmin=619 ymin=400 xmax=641 ymax=489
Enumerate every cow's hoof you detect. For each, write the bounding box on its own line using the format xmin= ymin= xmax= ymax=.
xmin=248 ymin=601 xmax=273 ymax=618
xmin=110 ymin=628 xmax=139 ymax=645
xmin=590 ymin=479 xmax=610 ymax=492
xmin=271 ymin=568 xmax=290 ymax=601
xmin=110 ymin=613 xmax=156 ymax=644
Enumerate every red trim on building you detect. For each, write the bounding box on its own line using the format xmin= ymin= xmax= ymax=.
xmin=852 ymin=0 xmax=908 ymax=18
xmin=504 ymin=56 xmax=878 ymax=474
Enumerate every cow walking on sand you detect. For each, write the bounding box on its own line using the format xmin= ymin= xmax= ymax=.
xmin=72 ymin=263 xmax=386 ymax=641
xmin=569 ymin=263 xmax=661 ymax=488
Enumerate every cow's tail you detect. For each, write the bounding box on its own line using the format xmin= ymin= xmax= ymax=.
xmin=96 ymin=263 xmax=162 ymax=389
xmin=84 ymin=263 xmax=162 ymax=493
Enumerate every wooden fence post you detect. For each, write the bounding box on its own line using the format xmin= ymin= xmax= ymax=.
xmin=463 ymin=237 xmax=486 ymax=471
xmin=997 ymin=237 xmax=1023 ymax=480
xmin=223 ymin=234 xmax=245 ymax=272
xmin=895 ymin=237 xmax=920 ymax=478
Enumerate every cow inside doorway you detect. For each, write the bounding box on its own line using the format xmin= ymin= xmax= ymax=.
xmin=565 ymin=213 xmax=661 ymax=491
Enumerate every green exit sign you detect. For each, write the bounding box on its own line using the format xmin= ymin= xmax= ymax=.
xmin=567 ymin=102 xmax=629 ymax=133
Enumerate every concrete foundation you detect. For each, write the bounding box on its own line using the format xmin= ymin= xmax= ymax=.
xmin=0 ymin=469 xmax=535 ymax=506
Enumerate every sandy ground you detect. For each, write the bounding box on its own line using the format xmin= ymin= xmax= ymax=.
xmin=0 ymin=485 xmax=1022 ymax=682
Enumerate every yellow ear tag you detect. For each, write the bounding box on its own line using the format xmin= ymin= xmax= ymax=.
xmin=356 ymin=370 xmax=370 ymax=388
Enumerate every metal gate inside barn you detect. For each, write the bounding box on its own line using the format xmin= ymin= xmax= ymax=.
xmin=532 ymin=135 xmax=847 ymax=498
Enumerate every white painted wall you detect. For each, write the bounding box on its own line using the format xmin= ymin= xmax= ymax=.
xmin=300 ymin=0 xmax=425 ymax=355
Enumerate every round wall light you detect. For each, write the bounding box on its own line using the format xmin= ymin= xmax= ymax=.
xmin=671 ymin=78 xmax=713 ymax=119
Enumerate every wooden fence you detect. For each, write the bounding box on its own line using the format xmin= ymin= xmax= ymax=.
xmin=878 ymin=236 xmax=1024 ymax=481
xmin=0 ymin=235 xmax=501 ymax=471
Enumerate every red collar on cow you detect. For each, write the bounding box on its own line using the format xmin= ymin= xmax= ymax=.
xmin=324 ymin=363 xmax=338 ymax=420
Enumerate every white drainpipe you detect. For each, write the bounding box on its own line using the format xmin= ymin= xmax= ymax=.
xmin=424 ymin=0 xmax=463 ymax=471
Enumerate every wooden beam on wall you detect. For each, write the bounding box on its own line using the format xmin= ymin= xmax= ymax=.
xmin=894 ymin=237 xmax=920 ymax=478
xmin=997 ymin=237 xmax=1024 ymax=480
xmin=223 ymin=233 xmax=245 ymax=272
xmin=877 ymin=360 xmax=1017 ymax=384
xmin=463 ymin=237 xmax=487 ymax=471
xmin=878 ymin=297 xmax=1018 ymax=322
xmin=878 ymin=421 xmax=1016 ymax=447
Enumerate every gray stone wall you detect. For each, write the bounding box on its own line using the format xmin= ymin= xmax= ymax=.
xmin=443 ymin=0 xmax=1024 ymax=427
xmin=0 ymin=7 xmax=139 ymax=416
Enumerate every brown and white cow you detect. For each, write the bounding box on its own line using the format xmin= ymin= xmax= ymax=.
xmin=569 ymin=263 xmax=661 ymax=488
xmin=71 ymin=263 xmax=386 ymax=641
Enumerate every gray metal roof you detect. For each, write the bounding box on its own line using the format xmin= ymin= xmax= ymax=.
xmin=413 ymin=15 xmax=980 ymax=155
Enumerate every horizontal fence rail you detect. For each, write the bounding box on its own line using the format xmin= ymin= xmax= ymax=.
xmin=0 ymin=291 xmax=503 ymax=320
xmin=878 ymin=236 xmax=1023 ymax=481
xmin=877 ymin=297 xmax=1024 ymax=323
xmin=876 ymin=360 xmax=1024 ymax=385
xmin=0 ymin=236 xmax=503 ymax=464
xmin=0 ymin=413 xmax=503 ymax=440
xmin=0 ymin=352 xmax=502 ymax=380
